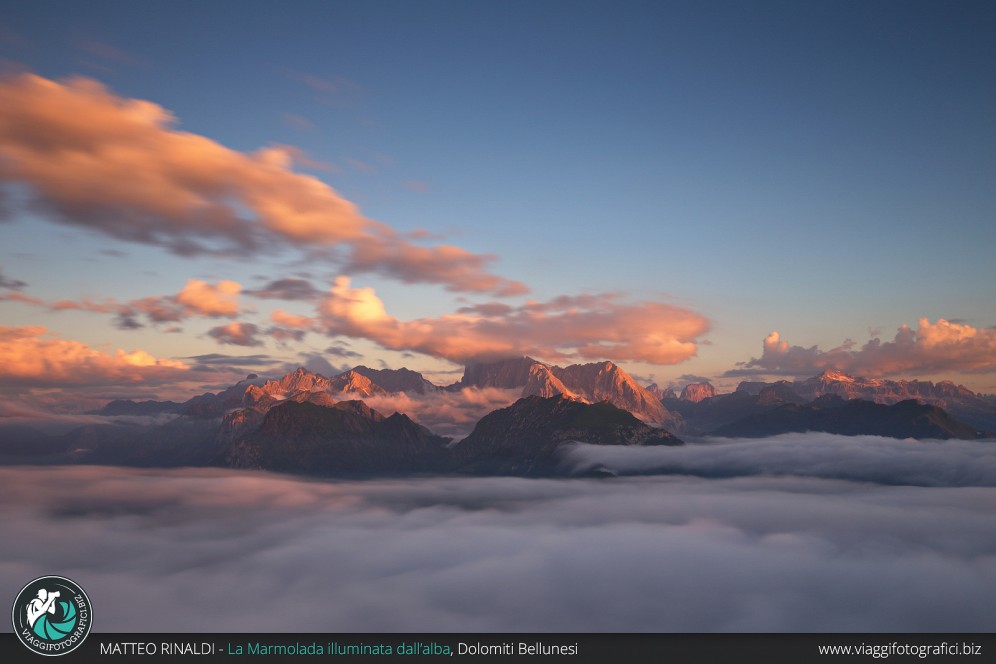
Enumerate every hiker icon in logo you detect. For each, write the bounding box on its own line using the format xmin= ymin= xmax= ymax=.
xmin=12 ymin=576 xmax=92 ymax=656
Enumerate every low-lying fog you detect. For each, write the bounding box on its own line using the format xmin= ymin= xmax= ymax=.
xmin=2 ymin=433 xmax=994 ymax=632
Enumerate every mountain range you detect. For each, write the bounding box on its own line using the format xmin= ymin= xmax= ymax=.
xmin=4 ymin=362 xmax=992 ymax=478
xmin=9 ymin=360 xmax=686 ymax=477
xmin=711 ymin=395 xmax=985 ymax=440
xmin=664 ymin=370 xmax=995 ymax=438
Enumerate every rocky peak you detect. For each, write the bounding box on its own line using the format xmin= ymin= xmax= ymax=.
xmin=756 ymin=381 xmax=805 ymax=405
xmin=328 ymin=370 xmax=387 ymax=397
xmin=813 ymin=369 xmax=855 ymax=383
xmin=459 ymin=357 xmax=542 ymax=389
xmin=679 ymin=382 xmax=716 ymax=403
xmin=262 ymin=367 xmax=331 ymax=395
xmin=552 ymin=361 xmax=674 ymax=426
xmin=351 ymin=365 xmax=437 ymax=394
xmin=523 ymin=363 xmax=578 ymax=399
xmin=458 ymin=357 xmax=678 ymax=426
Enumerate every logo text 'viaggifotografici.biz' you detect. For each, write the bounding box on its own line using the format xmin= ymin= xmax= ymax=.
xmin=12 ymin=576 xmax=92 ymax=656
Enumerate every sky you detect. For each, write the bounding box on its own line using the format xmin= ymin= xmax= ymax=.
xmin=1 ymin=0 xmax=995 ymax=411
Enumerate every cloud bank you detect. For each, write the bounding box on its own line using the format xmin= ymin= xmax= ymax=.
xmin=562 ymin=433 xmax=996 ymax=487
xmin=730 ymin=320 xmax=996 ymax=378
xmin=1 ymin=450 xmax=994 ymax=632
xmin=0 ymin=325 xmax=188 ymax=387
xmin=318 ymin=277 xmax=710 ymax=365
xmin=0 ymin=73 xmax=523 ymax=295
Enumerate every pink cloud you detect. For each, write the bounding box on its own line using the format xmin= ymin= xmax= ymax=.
xmin=317 ymin=277 xmax=709 ymax=365
xmin=731 ymin=319 xmax=996 ymax=377
xmin=0 ymin=72 xmax=522 ymax=295
xmin=3 ymin=278 xmax=244 ymax=325
xmin=174 ymin=279 xmax=241 ymax=317
xmin=346 ymin=238 xmax=528 ymax=296
xmin=270 ymin=309 xmax=316 ymax=329
xmin=363 ymin=387 xmax=521 ymax=439
xmin=0 ymin=325 xmax=188 ymax=387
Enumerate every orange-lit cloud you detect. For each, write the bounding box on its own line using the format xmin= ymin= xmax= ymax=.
xmin=0 ymin=72 xmax=523 ymax=295
xmin=730 ymin=319 xmax=996 ymax=377
xmin=3 ymin=278 xmax=244 ymax=327
xmin=174 ymin=279 xmax=241 ymax=317
xmin=317 ymin=277 xmax=709 ymax=365
xmin=0 ymin=325 xmax=188 ymax=387
xmin=271 ymin=309 xmax=316 ymax=329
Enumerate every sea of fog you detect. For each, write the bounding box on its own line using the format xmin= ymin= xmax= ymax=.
xmin=1 ymin=432 xmax=995 ymax=632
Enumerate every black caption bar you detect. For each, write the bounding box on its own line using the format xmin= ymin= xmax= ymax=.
xmin=1 ymin=633 xmax=993 ymax=663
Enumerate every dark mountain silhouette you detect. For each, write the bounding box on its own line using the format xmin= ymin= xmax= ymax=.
xmin=220 ymin=400 xmax=449 ymax=476
xmin=452 ymin=395 xmax=683 ymax=476
xmin=735 ymin=370 xmax=996 ymax=431
xmin=664 ymin=382 xmax=807 ymax=434
xmin=712 ymin=395 xmax=989 ymax=440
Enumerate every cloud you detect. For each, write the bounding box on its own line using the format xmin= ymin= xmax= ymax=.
xmin=272 ymin=309 xmax=315 ymax=327
xmin=562 ymin=433 xmax=996 ymax=487
xmin=174 ymin=279 xmax=241 ymax=317
xmin=284 ymin=70 xmax=364 ymax=108
xmin=0 ymin=266 xmax=26 ymax=290
xmin=184 ymin=353 xmax=275 ymax=368
xmin=324 ymin=345 xmax=362 ymax=359
xmin=345 ymin=237 xmax=528 ymax=296
xmin=207 ymin=322 xmax=263 ymax=347
xmin=246 ymin=278 xmax=322 ymax=302
xmin=266 ymin=326 xmax=307 ymax=343
xmin=729 ymin=320 xmax=996 ymax=378
xmin=0 ymin=72 xmax=522 ymax=295
xmin=1 ymin=461 xmax=994 ymax=632
xmin=0 ymin=325 xmax=188 ymax=387
xmin=3 ymin=278 xmax=243 ymax=325
xmin=281 ymin=113 xmax=315 ymax=131
xmin=291 ymin=352 xmax=343 ymax=377
xmin=403 ymin=179 xmax=430 ymax=193
xmin=79 ymin=40 xmax=141 ymax=68
xmin=318 ymin=277 xmax=709 ymax=365
xmin=364 ymin=387 xmax=521 ymax=439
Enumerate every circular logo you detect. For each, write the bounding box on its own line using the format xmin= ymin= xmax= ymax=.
xmin=11 ymin=576 xmax=92 ymax=656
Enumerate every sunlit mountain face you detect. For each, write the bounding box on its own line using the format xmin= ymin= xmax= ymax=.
xmin=0 ymin=1 xmax=994 ymax=634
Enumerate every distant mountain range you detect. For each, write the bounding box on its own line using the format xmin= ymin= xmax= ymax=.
xmin=711 ymin=395 xmax=986 ymax=440
xmin=3 ymin=363 xmax=992 ymax=478
xmin=664 ymin=370 xmax=995 ymax=438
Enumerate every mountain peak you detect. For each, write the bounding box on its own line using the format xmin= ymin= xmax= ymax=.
xmin=457 ymin=357 xmax=678 ymax=425
xmin=679 ymin=382 xmax=716 ymax=403
xmin=351 ymin=365 xmax=437 ymax=394
xmin=813 ymin=368 xmax=854 ymax=382
xmin=262 ymin=367 xmax=331 ymax=395
xmin=328 ymin=370 xmax=386 ymax=397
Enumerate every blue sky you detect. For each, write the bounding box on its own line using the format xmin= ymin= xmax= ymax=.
xmin=1 ymin=0 xmax=995 ymax=402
